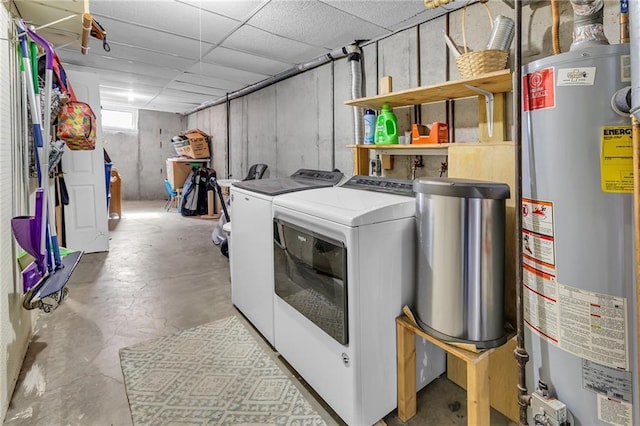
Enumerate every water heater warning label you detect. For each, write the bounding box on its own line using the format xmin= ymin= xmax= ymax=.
xmin=601 ymin=126 xmax=633 ymax=193
xmin=597 ymin=394 xmax=633 ymax=426
xmin=522 ymin=196 xmax=629 ymax=371
xmin=558 ymin=284 xmax=628 ymax=371
xmin=523 ymin=67 xmax=555 ymax=111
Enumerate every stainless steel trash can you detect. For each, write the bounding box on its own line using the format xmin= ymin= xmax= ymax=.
xmin=414 ymin=177 xmax=510 ymax=348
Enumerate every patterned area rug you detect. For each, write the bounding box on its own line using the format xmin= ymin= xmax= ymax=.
xmin=120 ymin=316 xmax=329 ymax=425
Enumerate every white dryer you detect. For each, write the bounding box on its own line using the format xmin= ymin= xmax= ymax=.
xmin=272 ymin=176 xmax=446 ymax=426
xmin=229 ymin=169 xmax=343 ymax=346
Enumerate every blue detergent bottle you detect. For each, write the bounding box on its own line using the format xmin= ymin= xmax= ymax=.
xmin=374 ymin=103 xmax=398 ymax=145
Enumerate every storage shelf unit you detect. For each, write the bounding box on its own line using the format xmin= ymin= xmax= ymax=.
xmin=345 ymin=70 xmax=519 ymax=422
xmin=344 ymin=69 xmax=512 ymax=109
xmin=346 ymin=69 xmax=513 ymax=175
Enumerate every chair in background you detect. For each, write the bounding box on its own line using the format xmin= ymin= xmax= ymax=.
xmin=163 ymin=179 xmax=179 ymax=211
xmin=244 ymin=163 xmax=268 ymax=181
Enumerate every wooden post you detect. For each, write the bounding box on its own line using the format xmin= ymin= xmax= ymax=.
xmin=466 ymin=355 xmax=491 ymax=426
xmin=353 ymin=145 xmax=370 ymax=175
xmin=397 ymin=320 xmax=417 ymax=422
xmin=395 ymin=316 xmax=508 ymax=423
xmin=207 ymin=190 xmax=214 ymax=216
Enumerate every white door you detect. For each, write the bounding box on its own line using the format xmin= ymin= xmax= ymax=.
xmin=60 ymin=70 xmax=109 ymax=253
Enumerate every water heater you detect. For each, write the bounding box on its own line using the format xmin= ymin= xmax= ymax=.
xmin=522 ymin=43 xmax=637 ymax=425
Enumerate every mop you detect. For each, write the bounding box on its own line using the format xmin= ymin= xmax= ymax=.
xmin=11 ymin=20 xmax=82 ymax=313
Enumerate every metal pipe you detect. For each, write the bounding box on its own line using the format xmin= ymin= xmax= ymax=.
xmin=569 ymin=0 xmax=609 ymax=50
xmin=331 ymin=61 xmax=336 ymax=170
xmin=513 ymin=1 xmax=530 ymax=425
xmin=226 ymin=94 xmax=230 ymax=178
xmin=629 ymin=0 xmax=640 ymax=118
xmin=188 ymin=45 xmax=356 ymax=114
xmin=620 ymin=0 xmax=629 ymax=43
xmin=632 ymin=117 xmax=640 ymax=423
xmin=551 ymin=0 xmax=561 ymax=54
xmin=349 ymin=47 xmax=363 ymax=145
xmin=629 ymin=1 xmax=640 ymax=421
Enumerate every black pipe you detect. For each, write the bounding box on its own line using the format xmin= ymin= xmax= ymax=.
xmin=414 ymin=26 xmax=422 ymax=125
xmin=226 ymin=94 xmax=230 ymax=178
xmin=331 ymin=60 xmax=336 ymax=170
xmin=513 ymin=1 xmax=530 ymax=425
xmin=445 ymin=14 xmax=453 ymax=143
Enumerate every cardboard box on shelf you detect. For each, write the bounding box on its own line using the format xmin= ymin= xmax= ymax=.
xmin=172 ymin=129 xmax=210 ymax=159
xmin=166 ymin=158 xmax=196 ymax=190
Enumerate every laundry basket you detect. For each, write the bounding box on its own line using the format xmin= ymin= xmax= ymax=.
xmin=455 ymin=3 xmax=509 ymax=79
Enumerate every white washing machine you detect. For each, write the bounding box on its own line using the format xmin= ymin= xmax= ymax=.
xmin=272 ymin=176 xmax=446 ymax=426
xmin=229 ymin=169 xmax=343 ymax=346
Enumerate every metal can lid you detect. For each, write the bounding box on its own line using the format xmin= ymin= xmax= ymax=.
xmin=413 ymin=177 xmax=510 ymax=199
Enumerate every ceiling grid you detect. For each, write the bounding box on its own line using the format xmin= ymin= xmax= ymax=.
xmin=14 ymin=0 xmax=463 ymax=113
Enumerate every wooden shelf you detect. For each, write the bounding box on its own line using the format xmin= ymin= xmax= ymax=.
xmin=348 ymin=71 xmax=513 ymax=174
xmin=344 ymin=69 xmax=512 ymax=109
xmin=347 ymin=143 xmax=449 ymax=156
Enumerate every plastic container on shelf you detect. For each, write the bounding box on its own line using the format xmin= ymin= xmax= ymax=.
xmin=374 ymin=104 xmax=398 ymax=145
xmin=363 ymin=109 xmax=376 ymax=144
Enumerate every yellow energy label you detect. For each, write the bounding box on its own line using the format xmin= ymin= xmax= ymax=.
xmin=601 ymin=126 xmax=633 ymax=193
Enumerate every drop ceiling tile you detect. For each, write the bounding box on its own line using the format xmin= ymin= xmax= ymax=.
xmin=58 ymin=49 xmax=183 ymax=80
xmin=387 ymin=4 xmax=465 ymax=31
xmin=100 ymin=85 xmax=160 ymax=100
xmin=185 ymin=61 xmax=268 ymax=85
xmin=202 ymin=47 xmax=291 ymax=76
xmin=159 ymin=88 xmax=217 ymax=103
xmin=62 ymin=42 xmax=196 ymax=70
xmin=14 ymin=1 xmax=84 ymax=34
xmin=90 ymin=1 xmax=239 ymax=44
xmin=141 ymin=102 xmax=193 ymax=114
xmin=221 ymin=25 xmax=327 ymax=64
xmin=166 ymin=80 xmax=231 ymax=97
xmin=177 ymin=0 xmax=267 ymax=21
xmin=145 ymin=97 xmax=201 ymax=112
xmin=322 ymin=0 xmax=427 ymax=29
xmin=174 ymin=73 xmax=245 ymax=91
xmin=62 ymin=63 xmax=174 ymax=87
xmin=248 ymin=0 xmax=389 ymax=48
xmin=87 ymin=17 xmax=215 ymax=59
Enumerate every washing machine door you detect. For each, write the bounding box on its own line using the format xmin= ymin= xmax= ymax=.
xmin=274 ymin=218 xmax=348 ymax=345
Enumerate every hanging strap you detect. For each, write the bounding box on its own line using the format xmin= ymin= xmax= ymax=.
xmin=90 ymin=17 xmax=111 ymax=52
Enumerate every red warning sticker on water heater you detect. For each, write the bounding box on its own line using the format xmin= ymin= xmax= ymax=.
xmin=523 ymin=67 xmax=556 ymax=111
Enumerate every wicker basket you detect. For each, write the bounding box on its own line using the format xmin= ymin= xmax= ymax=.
xmin=455 ymin=3 xmax=509 ymax=79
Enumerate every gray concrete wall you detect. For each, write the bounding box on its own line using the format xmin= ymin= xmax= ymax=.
xmin=186 ymin=103 xmax=227 ymax=176
xmin=104 ymin=130 xmax=138 ymax=200
xmin=139 ymin=110 xmax=186 ymax=200
xmin=184 ymin=1 xmax=622 ymax=181
xmin=105 ymin=110 xmax=186 ymax=200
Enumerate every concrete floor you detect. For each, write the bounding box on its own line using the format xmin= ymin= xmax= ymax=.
xmin=4 ymin=200 xmax=516 ymax=426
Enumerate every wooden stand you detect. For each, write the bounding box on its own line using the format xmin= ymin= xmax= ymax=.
xmin=396 ymin=315 xmax=495 ymax=425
